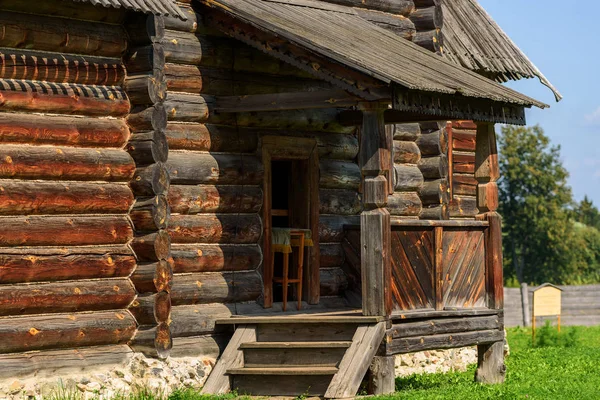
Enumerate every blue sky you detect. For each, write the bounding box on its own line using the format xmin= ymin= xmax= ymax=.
xmin=479 ymin=0 xmax=600 ymax=204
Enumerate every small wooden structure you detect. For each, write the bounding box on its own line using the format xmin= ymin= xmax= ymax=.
xmin=532 ymin=283 xmax=563 ymax=340
xmin=0 ymin=0 xmax=558 ymax=396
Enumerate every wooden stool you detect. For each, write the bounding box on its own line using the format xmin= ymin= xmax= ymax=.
xmin=272 ymin=231 xmax=306 ymax=311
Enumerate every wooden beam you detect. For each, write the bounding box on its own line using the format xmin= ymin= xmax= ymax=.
xmin=215 ymin=90 xmax=361 ymax=112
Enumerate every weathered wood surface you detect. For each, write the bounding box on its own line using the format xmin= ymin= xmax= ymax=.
xmin=0 ymin=181 xmax=133 ymax=215
xmin=320 ymin=267 xmax=349 ymax=296
xmin=129 ymin=322 xmax=172 ymax=360
xmin=127 ymin=131 xmax=169 ymax=166
xmin=165 ymin=123 xmax=258 ymax=153
xmin=393 ymin=140 xmax=421 ymax=164
xmin=0 ymin=279 xmax=136 ymax=316
xmin=319 ymin=160 xmax=361 ymax=190
xmin=387 ymin=192 xmax=422 ymax=217
xmin=393 ymin=123 xmax=421 ymax=141
xmin=319 ymin=189 xmax=361 ymax=215
xmin=130 ymin=195 xmax=170 ymax=231
xmin=0 ymin=0 xmax=125 ymax=24
xmin=167 ymin=152 xmax=263 ymax=185
xmin=453 ymin=151 xmax=476 ymax=174
xmin=0 ymin=146 xmax=135 ymax=182
xmin=0 ymin=311 xmax=136 ymax=354
xmin=127 ymin=104 xmax=168 ymax=132
xmin=168 ymin=214 xmax=261 ymax=244
xmin=389 ymin=315 xmax=501 ymax=338
xmin=449 ymin=196 xmax=478 ymax=218
xmin=0 ymin=246 xmax=135 ymax=284
xmin=416 ymin=128 xmax=448 ymax=156
xmin=0 ymin=11 xmax=127 ymax=57
xmin=393 ymin=164 xmax=424 ymax=192
xmin=325 ymin=322 xmax=386 ymax=399
xmin=0 ymin=113 xmax=130 ymax=147
xmin=131 ymin=163 xmax=171 ymax=196
xmin=170 ymin=271 xmax=263 ymax=305
xmin=0 ymin=49 xmax=125 ymax=85
xmin=0 ymin=216 xmax=133 ymax=246
xmin=418 ymin=155 xmax=448 ymax=179
xmin=168 ymin=185 xmax=262 ymax=214
xmin=419 ymin=179 xmax=449 ymax=205
xmin=170 ymin=244 xmax=262 ymax=273
xmin=170 ymin=334 xmax=228 ymax=358
xmin=130 ymin=231 xmax=171 ymax=261
xmin=385 ymin=329 xmax=504 ymax=355
xmin=129 ymin=292 xmax=172 ymax=325
xmin=368 ymin=356 xmax=395 ymax=395
xmin=0 ymin=345 xmax=132 ymax=380
xmin=130 ymin=260 xmax=174 ymax=293
xmin=0 ymin=81 xmax=130 ymax=117
xmin=319 ymin=215 xmax=360 ymax=243
xmin=475 ymin=341 xmax=506 ymax=384
xmin=420 ymin=204 xmax=448 ymax=220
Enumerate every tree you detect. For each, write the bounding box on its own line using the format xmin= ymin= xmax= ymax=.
xmin=573 ymin=196 xmax=600 ymax=230
xmin=498 ymin=125 xmax=579 ymax=284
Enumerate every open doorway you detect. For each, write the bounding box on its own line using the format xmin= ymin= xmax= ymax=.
xmin=262 ymin=137 xmax=320 ymax=308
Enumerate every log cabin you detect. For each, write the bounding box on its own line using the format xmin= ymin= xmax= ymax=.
xmin=0 ymin=0 xmax=559 ymax=396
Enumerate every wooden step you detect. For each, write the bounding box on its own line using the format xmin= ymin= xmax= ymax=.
xmin=228 ymin=366 xmax=338 ymax=375
xmin=231 ymin=375 xmax=331 ymax=396
xmin=257 ymin=322 xmax=358 ymax=342
xmin=240 ymin=341 xmax=352 ymax=349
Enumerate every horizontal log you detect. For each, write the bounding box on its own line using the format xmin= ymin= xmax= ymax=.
xmin=0 ymin=216 xmax=132 ymax=246
xmin=452 ymin=129 xmax=476 ymax=152
xmin=165 ymin=123 xmax=258 ymax=153
xmin=168 ymin=152 xmax=263 ymax=185
xmin=171 ymin=244 xmax=262 ymax=273
xmin=453 ymin=174 xmax=477 ymax=196
xmin=385 ymin=329 xmax=503 ymax=355
xmin=168 ymin=214 xmax=262 ymax=244
xmin=170 ymin=303 xmax=234 ymax=337
xmin=124 ymin=74 xmax=167 ymax=106
xmin=0 ymin=11 xmax=127 ymax=57
xmin=235 ymin=108 xmax=355 ymax=134
xmin=418 ymin=155 xmax=448 ymax=179
xmin=0 ymin=278 xmax=136 ymax=316
xmin=0 ymin=0 xmax=125 ymax=24
xmin=320 ymin=243 xmax=345 ymax=268
xmin=0 ymin=49 xmax=125 ymax=86
xmin=164 ymin=93 xmax=215 ymax=123
xmin=125 ymin=43 xmax=165 ymax=75
xmin=419 ymin=179 xmax=449 ymax=205
xmin=128 ymin=104 xmax=168 ymax=132
xmin=0 ymin=245 xmax=136 ymax=284
xmin=125 ymin=13 xmax=165 ymax=45
xmin=409 ymin=5 xmax=443 ymax=30
xmin=0 ymin=81 xmax=130 ymax=117
xmin=170 ymin=270 xmax=263 ymax=305
xmin=419 ymin=204 xmax=448 ymax=220
xmin=389 ymin=315 xmax=501 ymax=339
xmin=355 ymin=9 xmax=415 ymax=40
xmin=0 ymin=145 xmax=135 ymax=182
xmin=319 ymin=189 xmax=361 ymax=215
xmin=0 ymin=311 xmax=136 ymax=354
xmin=130 ymin=195 xmax=171 ymax=231
xmin=412 ymin=30 xmax=441 ymax=52
xmin=416 ymin=129 xmax=448 ymax=156
xmin=0 ymin=345 xmax=132 ymax=381
xmin=320 ymin=267 xmax=348 ymax=297
xmin=319 ymin=215 xmax=360 ymax=243
xmin=319 ymin=0 xmax=414 ymax=15
xmin=394 ymin=141 xmax=421 ymax=164
xmin=0 ymin=113 xmax=130 ymax=148
xmin=168 ymin=185 xmax=263 ymax=214
xmin=129 ymin=292 xmax=171 ymax=325
xmin=131 ymin=230 xmax=171 ymax=261
xmin=131 ymin=162 xmax=171 ymax=197
xmin=320 ymin=160 xmax=361 ymax=190
xmin=127 ymin=130 xmax=169 ymax=165
xmin=393 ymin=123 xmax=420 ymax=141
xmin=387 ymin=192 xmax=422 ymax=217
xmin=0 ymin=180 xmax=133 ymax=215
xmin=170 ymin=334 xmax=227 ymax=358
xmin=130 ymin=259 xmax=174 ymax=293
xmin=394 ymin=164 xmax=424 ymax=192
xmin=452 ymin=120 xmax=478 ymax=130
xmin=453 ymin=151 xmax=475 ymax=174
xmin=130 ymin=322 xmax=172 ymax=360
xmin=164 ymin=5 xmax=205 ymax=33
xmin=449 ymin=196 xmax=478 ymax=218
xmin=162 ymin=30 xmax=233 ymax=67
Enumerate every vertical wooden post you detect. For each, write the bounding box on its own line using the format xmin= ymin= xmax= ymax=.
xmin=474 ymin=122 xmax=505 ymax=384
xmin=368 ymin=355 xmax=395 ymax=395
xmin=359 ymin=103 xmax=392 ymax=317
xmin=434 ymin=226 xmax=444 ymax=311
xmin=521 ymin=282 xmax=530 ymax=327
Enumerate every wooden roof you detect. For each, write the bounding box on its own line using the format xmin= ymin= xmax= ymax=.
xmin=199 ymin=0 xmax=546 ymax=124
xmin=69 ymin=0 xmax=186 ymax=19
xmin=442 ymin=0 xmax=561 ymax=101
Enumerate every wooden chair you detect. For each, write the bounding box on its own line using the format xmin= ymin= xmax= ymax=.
xmin=272 ymin=230 xmax=307 ymax=311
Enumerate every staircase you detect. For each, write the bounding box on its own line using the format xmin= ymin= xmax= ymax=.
xmin=201 ymin=316 xmax=385 ymax=398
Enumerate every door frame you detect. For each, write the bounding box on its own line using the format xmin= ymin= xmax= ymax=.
xmin=262 ymin=136 xmax=320 ymax=308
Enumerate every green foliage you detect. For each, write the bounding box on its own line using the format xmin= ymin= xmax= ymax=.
xmin=573 ymin=196 xmax=600 ymax=230
xmin=372 ymin=326 xmax=600 ymax=400
xmin=498 ymin=125 xmax=600 ymax=284
xmin=534 ymin=320 xmax=579 ymax=348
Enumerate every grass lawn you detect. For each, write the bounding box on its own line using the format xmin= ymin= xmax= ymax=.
xmin=374 ymin=325 xmax=600 ymax=400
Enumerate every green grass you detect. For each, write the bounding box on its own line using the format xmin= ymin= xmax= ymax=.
xmin=375 ymin=325 xmax=600 ymax=400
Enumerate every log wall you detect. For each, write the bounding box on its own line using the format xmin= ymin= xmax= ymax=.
xmin=448 ymin=121 xmax=478 ymax=219
xmin=0 ymin=1 xmax=137 ymax=366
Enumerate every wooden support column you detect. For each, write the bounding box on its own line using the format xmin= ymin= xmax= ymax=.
xmin=359 ymin=103 xmax=392 ymax=317
xmin=368 ymin=355 xmax=395 ymax=395
xmin=474 ymin=122 xmax=505 ymax=384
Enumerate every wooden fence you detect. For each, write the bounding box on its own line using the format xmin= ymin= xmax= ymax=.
xmin=504 ymin=284 xmax=600 ymax=327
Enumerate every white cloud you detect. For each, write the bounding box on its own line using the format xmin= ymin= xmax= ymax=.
xmin=585 ymin=106 xmax=600 ymax=125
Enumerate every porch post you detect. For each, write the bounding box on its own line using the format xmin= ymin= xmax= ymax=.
xmin=474 ymin=122 xmax=506 ymax=384
xmin=359 ymin=102 xmax=392 ymax=317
